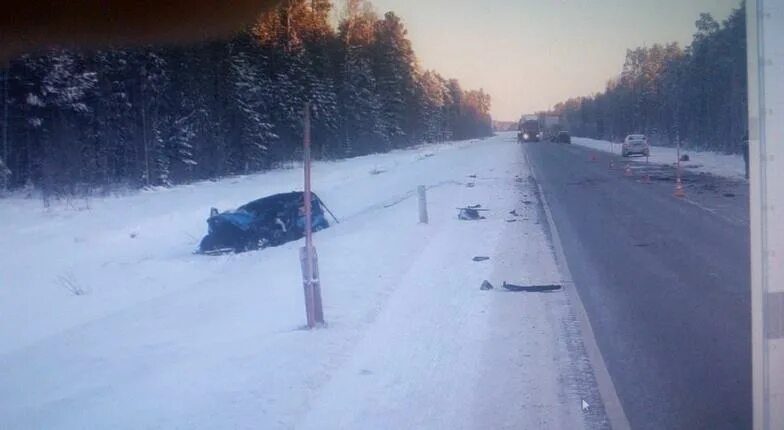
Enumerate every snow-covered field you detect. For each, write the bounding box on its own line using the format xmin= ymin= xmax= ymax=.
xmin=0 ymin=132 xmax=599 ymax=429
xmin=572 ymin=137 xmax=746 ymax=180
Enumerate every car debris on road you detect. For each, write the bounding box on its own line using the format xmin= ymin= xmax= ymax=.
xmin=458 ymin=205 xmax=488 ymax=220
xmin=502 ymin=282 xmax=562 ymax=293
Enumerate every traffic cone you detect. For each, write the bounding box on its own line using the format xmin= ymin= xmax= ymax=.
xmin=590 ymin=153 xmax=597 ymax=162
xmin=642 ymin=173 xmax=651 ymax=184
xmin=624 ymin=164 xmax=633 ymax=177
xmin=673 ymin=177 xmax=686 ymax=197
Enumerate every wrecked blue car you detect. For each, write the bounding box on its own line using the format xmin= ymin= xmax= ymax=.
xmin=199 ymin=192 xmax=330 ymax=254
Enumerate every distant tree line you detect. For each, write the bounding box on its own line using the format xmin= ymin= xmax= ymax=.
xmin=551 ymin=3 xmax=746 ymax=153
xmin=0 ymin=0 xmax=492 ymax=196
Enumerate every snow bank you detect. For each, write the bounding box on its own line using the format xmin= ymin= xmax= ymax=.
xmin=572 ymin=137 xmax=746 ymax=180
xmin=0 ymin=132 xmax=597 ymax=429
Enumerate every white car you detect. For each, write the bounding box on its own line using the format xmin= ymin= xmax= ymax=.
xmin=622 ymin=134 xmax=650 ymax=157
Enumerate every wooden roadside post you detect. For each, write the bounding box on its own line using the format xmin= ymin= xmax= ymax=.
xmin=300 ymin=102 xmax=324 ymax=328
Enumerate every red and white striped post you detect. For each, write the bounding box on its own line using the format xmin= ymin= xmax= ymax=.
xmin=300 ymin=102 xmax=325 ymax=328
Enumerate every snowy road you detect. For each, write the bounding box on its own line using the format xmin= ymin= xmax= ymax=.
xmin=526 ymin=141 xmax=751 ymax=429
xmin=0 ymin=133 xmax=606 ymax=429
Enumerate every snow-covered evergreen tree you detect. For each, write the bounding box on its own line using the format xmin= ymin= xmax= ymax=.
xmin=370 ymin=12 xmax=418 ymax=147
xmin=29 ymin=50 xmax=97 ymax=195
xmin=135 ymin=50 xmax=175 ymax=186
xmin=229 ymin=47 xmax=277 ymax=172
xmin=0 ymin=0 xmax=499 ymax=194
xmin=90 ymin=49 xmax=135 ymax=187
xmin=339 ymin=47 xmax=387 ymax=155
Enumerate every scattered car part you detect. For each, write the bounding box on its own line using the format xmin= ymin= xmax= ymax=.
xmin=502 ymin=282 xmax=562 ymax=292
xmin=458 ymin=207 xmax=488 ymax=220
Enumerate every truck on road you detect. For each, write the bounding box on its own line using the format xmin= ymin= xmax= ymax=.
xmin=518 ymin=119 xmax=543 ymax=142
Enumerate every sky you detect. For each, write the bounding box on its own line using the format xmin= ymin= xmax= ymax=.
xmin=368 ymin=0 xmax=742 ymax=121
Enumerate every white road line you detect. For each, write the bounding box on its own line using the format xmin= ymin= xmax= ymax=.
xmin=526 ymin=149 xmax=632 ymax=430
xmin=680 ymin=196 xmax=745 ymax=226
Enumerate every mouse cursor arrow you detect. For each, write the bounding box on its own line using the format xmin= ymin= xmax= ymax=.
xmin=582 ymin=400 xmax=590 ymax=411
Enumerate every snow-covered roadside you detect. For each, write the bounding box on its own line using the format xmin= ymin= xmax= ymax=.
xmin=572 ymin=137 xmax=746 ymax=180
xmin=0 ymin=132 xmax=599 ymax=429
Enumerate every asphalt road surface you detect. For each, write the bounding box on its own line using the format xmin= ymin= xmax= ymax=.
xmin=525 ymin=142 xmax=751 ymax=430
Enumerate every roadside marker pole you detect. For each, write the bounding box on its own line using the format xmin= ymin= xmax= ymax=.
xmin=417 ymin=185 xmax=429 ymax=224
xmin=609 ymin=140 xmax=614 ymax=168
xmin=673 ymin=136 xmax=686 ymax=197
xmin=300 ymin=102 xmax=325 ymax=328
xmin=643 ymin=154 xmax=651 ymax=183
